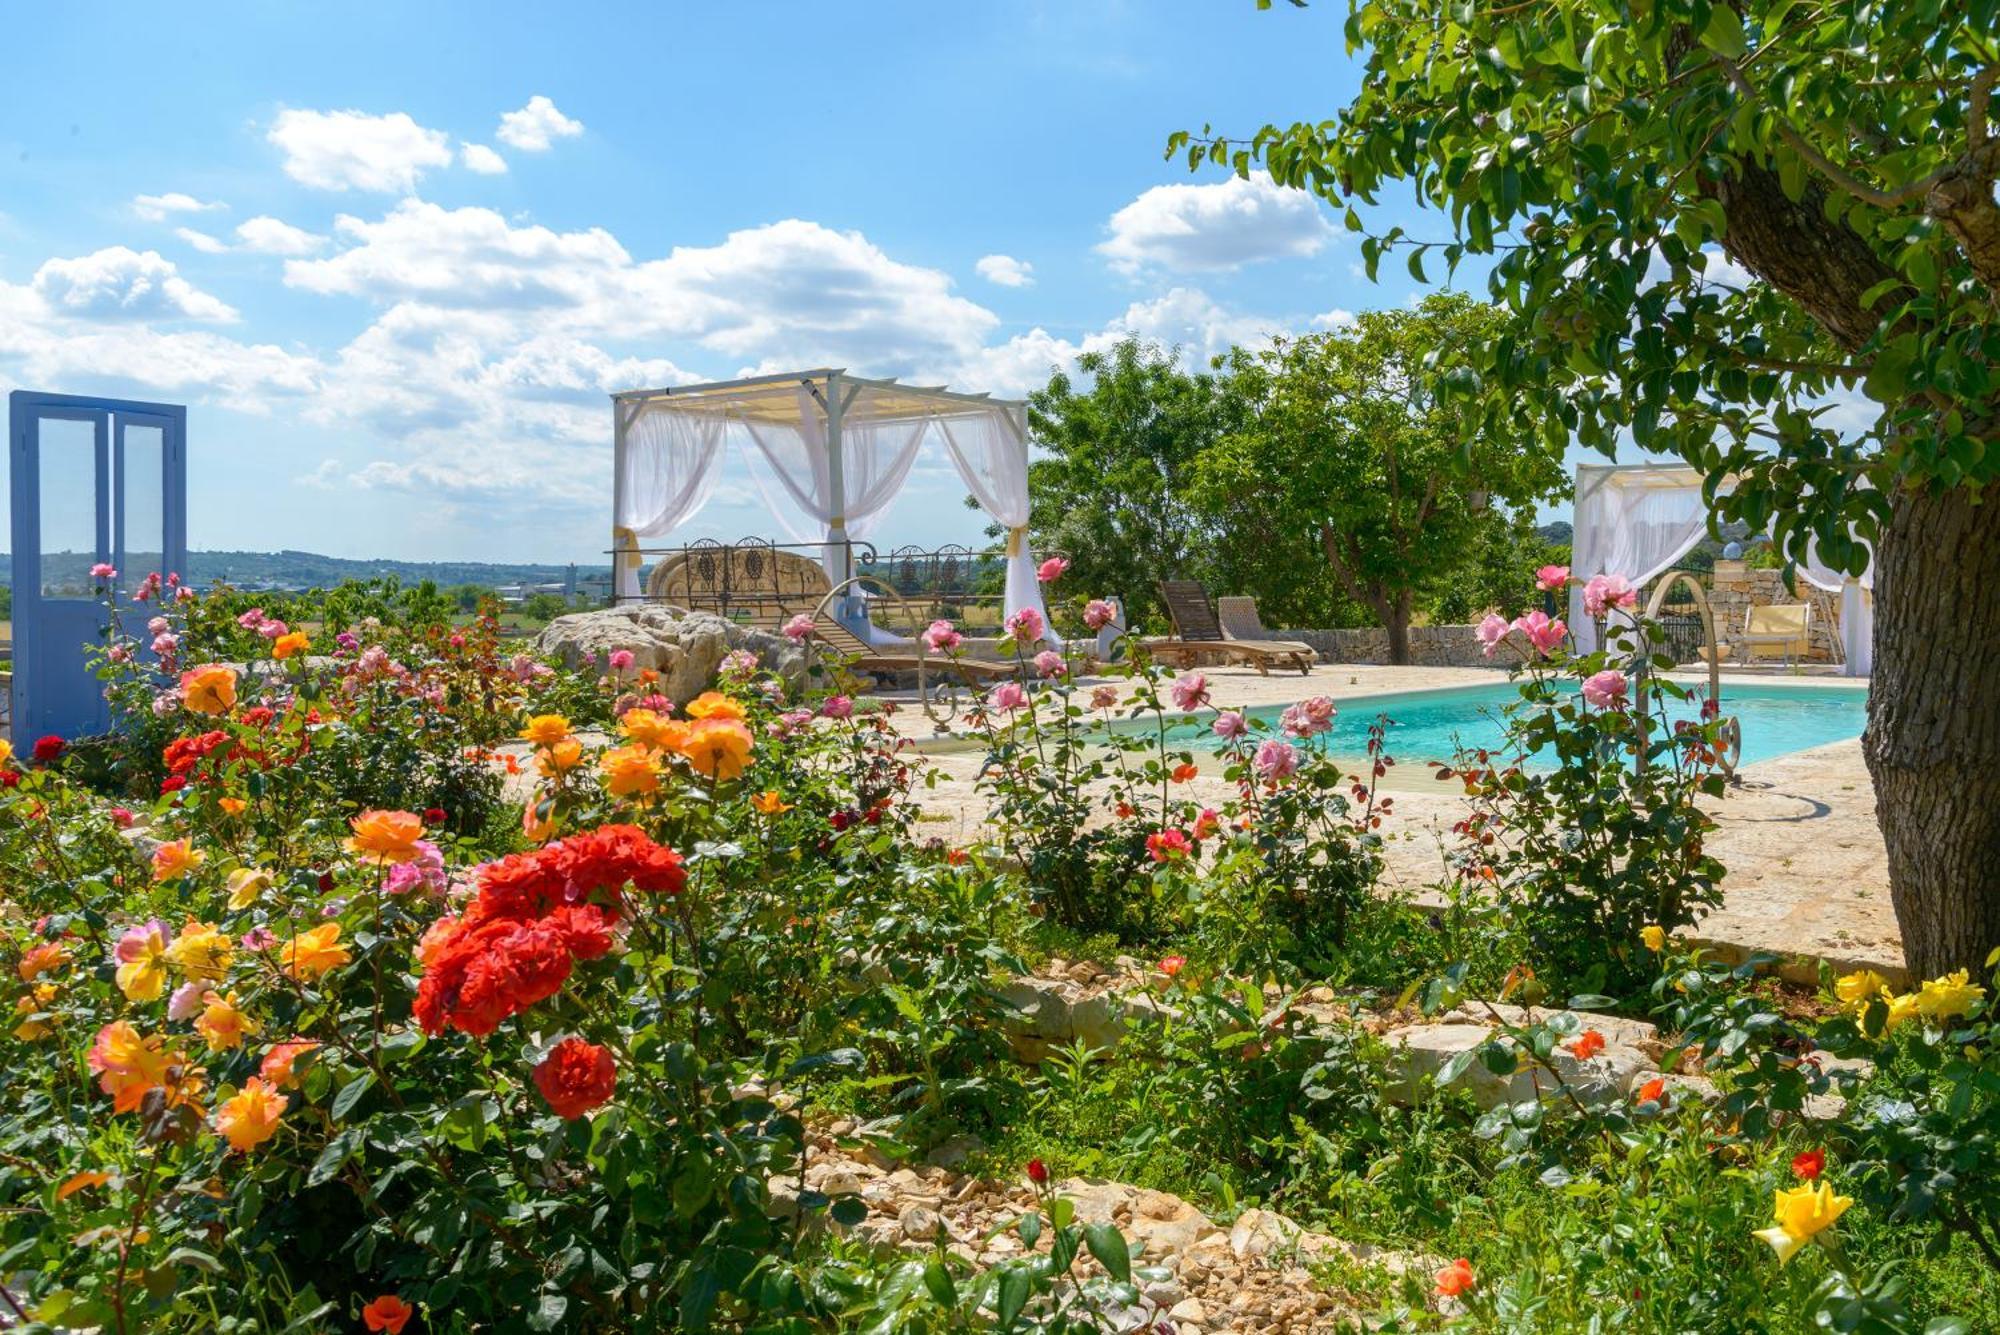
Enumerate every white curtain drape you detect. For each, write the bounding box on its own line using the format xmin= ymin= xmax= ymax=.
xmin=734 ymin=385 xmax=932 ymax=579
xmin=936 ymin=404 xmax=1057 ymax=642
xmin=614 ymin=405 xmax=727 ymax=600
xmin=1570 ymin=465 xmax=1716 ymax=651
xmin=1802 ymin=534 xmax=1875 ymax=677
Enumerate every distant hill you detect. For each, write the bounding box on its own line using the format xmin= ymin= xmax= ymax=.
xmin=0 ymin=549 xmax=612 ymax=593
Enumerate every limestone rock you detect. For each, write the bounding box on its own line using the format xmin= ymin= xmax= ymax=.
xmin=1382 ymin=1021 xmax=1649 ymax=1110
xmin=533 ymin=605 xmax=804 ymax=701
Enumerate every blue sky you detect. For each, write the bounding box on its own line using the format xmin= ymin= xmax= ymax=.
xmin=1 ymin=0 xmax=1457 ymax=565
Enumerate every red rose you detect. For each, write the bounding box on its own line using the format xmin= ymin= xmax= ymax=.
xmin=1792 ymin=1149 xmax=1825 ymax=1180
xmin=423 ymin=807 xmax=447 ymax=824
xmin=0 ymin=771 xmax=18 ymax=790
xmin=32 ymin=736 xmax=65 ymax=763
xmin=159 ymin=775 xmax=187 ymax=794
xmin=1026 ymin=1158 xmax=1049 ymax=1185
xmin=533 ymin=1037 xmax=615 ymax=1119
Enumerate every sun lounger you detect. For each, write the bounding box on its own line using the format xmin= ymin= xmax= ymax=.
xmin=1145 ymin=581 xmax=1314 ymax=675
xmin=1739 ymin=604 xmax=1811 ymax=664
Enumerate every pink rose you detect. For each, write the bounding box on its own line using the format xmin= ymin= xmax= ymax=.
xmin=1168 ymin=672 xmax=1210 ymax=712
xmin=1212 ymin=711 xmax=1248 ymax=739
xmin=1535 ymin=565 xmax=1571 ymax=592
xmin=1477 ymin=613 xmax=1511 ymax=656
xmin=987 ymin=680 xmax=1028 ymax=712
xmin=237 ymin=609 xmax=266 ymax=630
xmin=108 ymin=807 xmax=134 ymax=828
xmin=89 ymin=562 xmax=117 ymax=580
xmin=1582 ymin=669 xmax=1629 ymax=709
xmin=258 ymin=619 xmax=287 ymax=640
xmin=1090 ymin=685 xmax=1120 ymax=710
xmin=1037 ymin=556 xmax=1070 ymax=584
xmin=1082 ymin=599 xmax=1117 ymax=631
xmin=781 ymin=613 xmax=816 ymax=642
xmin=607 ymin=649 xmax=635 ymax=671
xmin=1033 ymin=650 xmax=1067 ymax=679
xmin=1005 ymin=607 xmax=1045 ymax=644
xmin=168 ymin=981 xmax=205 ymax=1021
xmin=1510 ymin=610 xmax=1568 ymax=656
xmin=923 ymin=619 xmax=964 ymax=653
xmin=1253 ymin=739 xmax=1300 ymax=780
xmin=1582 ymin=573 xmax=1637 ymax=619
xmin=820 ymin=694 xmax=854 ymax=720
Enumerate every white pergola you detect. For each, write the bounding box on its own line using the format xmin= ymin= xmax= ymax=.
xmin=1570 ymin=462 xmax=1872 ymax=675
xmin=610 ymin=369 xmax=1052 ymax=633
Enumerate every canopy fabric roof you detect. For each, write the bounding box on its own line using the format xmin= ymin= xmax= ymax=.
xmin=610 ymin=369 xmax=1053 ymax=639
xmin=1570 ymin=461 xmax=1870 ymax=675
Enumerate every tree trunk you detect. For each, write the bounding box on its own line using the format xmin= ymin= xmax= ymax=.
xmin=1865 ymin=485 xmax=2000 ymax=977
xmin=1385 ymin=597 xmax=1412 ymax=665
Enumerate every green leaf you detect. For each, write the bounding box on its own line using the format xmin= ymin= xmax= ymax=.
xmin=830 ymin=1195 xmax=868 ymax=1228
xmin=1083 ymin=1221 xmax=1131 ymax=1282
xmin=331 ymin=1071 xmax=375 ymax=1121
xmin=997 ymin=1268 xmax=1030 ymax=1329
xmin=1697 ymin=7 xmax=1746 ymax=59
xmin=526 ymin=1294 xmax=568 ymax=1332
xmin=307 ymin=1128 xmax=360 ymax=1188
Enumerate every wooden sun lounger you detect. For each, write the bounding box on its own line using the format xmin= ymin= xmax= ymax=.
xmin=1146 ymin=581 xmax=1315 ymax=676
xmin=732 ymin=603 xmax=1019 ymax=683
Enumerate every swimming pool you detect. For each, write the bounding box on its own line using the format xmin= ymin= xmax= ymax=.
xmin=1159 ymin=681 xmax=1868 ymax=769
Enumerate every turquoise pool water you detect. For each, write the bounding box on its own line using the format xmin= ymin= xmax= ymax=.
xmin=1163 ymin=681 xmax=1867 ymax=769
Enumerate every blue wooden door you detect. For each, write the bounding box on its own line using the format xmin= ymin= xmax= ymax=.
xmin=8 ymin=391 xmax=187 ymax=742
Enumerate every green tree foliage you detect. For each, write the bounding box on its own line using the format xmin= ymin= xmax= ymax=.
xmin=1025 ymin=340 xmax=1248 ymax=627
xmin=1198 ymin=293 xmax=1567 ymax=660
xmin=1172 ymin=0 xmax=2000 ymax=973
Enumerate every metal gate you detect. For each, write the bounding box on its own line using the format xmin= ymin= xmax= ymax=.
xmin=8 ymin=391 xmax=186 ymax=741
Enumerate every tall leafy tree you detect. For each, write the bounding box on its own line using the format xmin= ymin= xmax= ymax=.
xmin=1198 ymin=294 xmax=1567 ymax=661
xmin=1025 ymin=339 xmax=1247 ymax=626
xmin=1175 ymin=0 xmax=2000 ymax=971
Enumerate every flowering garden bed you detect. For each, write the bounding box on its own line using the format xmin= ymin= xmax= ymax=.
xmin=0 ymin=569 xmax=1993 ymax=1332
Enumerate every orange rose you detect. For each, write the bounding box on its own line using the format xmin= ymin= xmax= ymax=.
xmin=345 ymin=809 xmax=426 ymax=864
xmin=620 ymin=708 xmax=689 ymax=751
xmin=258 ymin=1039 xmax=321 ymax=1089
xmin=535 ymin=738 xmax=585 ymax=777
xmin=280 ymin=923 xmax=351 ymax=981
xmin=679 ymin=718 xmax=754 ymax=781
xmin=179 ymin=664 xmax=238 ymax=715
xmin=272 ymin=631 xmax=310 ymax=660
xmin=213 ymin=1077 xmax=287 ymax=1152
xmin=599 ymin=745 xmax=661 ymax=799
xmin=362 ymin=1294 xmax=414 ymax=1334
xmin=519 ymin=714 xmax=572 ymax=745
xmin=683 ymin=691 xmax=747 ymax=722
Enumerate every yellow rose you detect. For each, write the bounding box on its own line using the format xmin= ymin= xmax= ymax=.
xmin=280 ymin=923 xmax=351 ymax=981
xmin=1640 ymin=924 xmax=1666 ymax=953
xmin=226 ymin=867 xmax=274 ymax=911
xmin=1753 ymin=1182 xmax=1852 ymax=1265
xmin=163 ymin=920 xmax=233 ymax=980
xmin=13 ymin=985 xmax=58 ymax=1041
xmin=272 ymin=631 xmax=310 ymax=660
xmin=1915 ymin=969 xmax=1986 ymax=1020
xmin=519 ymin=714 xmax=573 ymax=746
xmin=0 ymin=739 xmax=12 ymax=767
xmin=1834 ymin=969 xmax=1889 ymax=1007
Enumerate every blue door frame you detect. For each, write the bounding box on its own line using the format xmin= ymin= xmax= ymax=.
xmin=8 ymin=391 xmax=187 ymax=741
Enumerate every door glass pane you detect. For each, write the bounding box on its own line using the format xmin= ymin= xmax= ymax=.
xmin=37 ymin=417 xmax=99 ymax=598
xmin=121 ymin=424 xmax=165 ymax=592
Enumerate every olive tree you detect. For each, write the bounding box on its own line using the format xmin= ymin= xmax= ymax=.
xmin=1174 ymin=0 xmax=1999 ymax=972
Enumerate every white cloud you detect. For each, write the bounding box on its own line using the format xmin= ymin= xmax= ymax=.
xmin=1098 ymin=175 xmax=1336 ymax=275
xmin=31 ymin=247 xmax=238 ymax=323
xmin=285 ymin=202 xmax=998 ymax=373
xmin=235 ymin=216 xmax=327 ymax=256
xmin=1311 ymin=307 xmax=1356 ymax=329
xmin=0 ymin=276 xmax=318 ymax=412
xmin=175 ymin=227 xmax=230 ymax=255
xmin=460 ymin=142 xmax=508 ymax=175
xmin=267 ymin=108 xmax=454 ymax=192
xmin=495 ymin=96 xmax=583 ymax=152
xmin=132 ymin=192 xmax=225 ymax=222
xmin=975 ymin=254 xmax=1035 ymax=288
